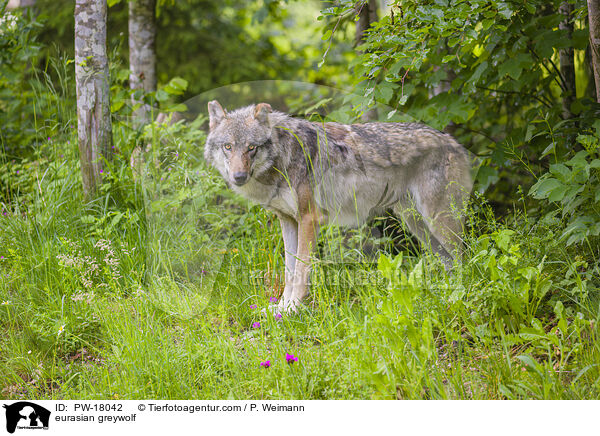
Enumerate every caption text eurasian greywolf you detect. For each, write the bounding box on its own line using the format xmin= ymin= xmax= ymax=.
xmin=204 ymin=101 xmax=472 ymax=312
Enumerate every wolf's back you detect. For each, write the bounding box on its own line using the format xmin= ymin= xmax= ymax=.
xmin=320 ymin=122 xmax=466 ymax=169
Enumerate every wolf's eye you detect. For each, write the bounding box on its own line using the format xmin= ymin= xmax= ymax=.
xmin=248 ymin=144 xmax=256 ymax=151
xmin=223 ymin=144 xmax=232 ymax=150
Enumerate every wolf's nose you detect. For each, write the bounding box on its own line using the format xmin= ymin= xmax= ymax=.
xmin=233 ymin=171 xmax=248 ymax=185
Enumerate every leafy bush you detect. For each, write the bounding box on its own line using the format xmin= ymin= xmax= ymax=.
xmin=530 ymin=127 xmax=600 ymax=246
xmin=0 ymin=6 xmax=43 ymax=155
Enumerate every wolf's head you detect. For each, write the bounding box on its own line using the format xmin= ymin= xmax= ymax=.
xmin=204 ymin=100 xmax=274 ymax=187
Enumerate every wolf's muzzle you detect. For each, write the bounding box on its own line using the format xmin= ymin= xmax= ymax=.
xmin=232 ymin=171 xmax=249 ymax=186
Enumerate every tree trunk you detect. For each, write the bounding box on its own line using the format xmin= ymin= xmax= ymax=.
xmin=355 ymin=0 xmax=379 ymax=121
xmin=585 ymin=45 xmax=598 ymax=100
xmin=587 ymin=0 xmax=600 ymax=103
xmin=129 ymin=0 xmax=157 ymax=124
xmin=355 ymin=0 xmax=378 ymax=47
xmin=560 ymin=1 xmax=576 ymax=118
xmin=75 ymin=0 xmax=112 ymax=199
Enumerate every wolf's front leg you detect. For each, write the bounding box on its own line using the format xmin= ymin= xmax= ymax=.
xmin=286 ymin=209 xmax=320 ymax=312
xmin=276 ymin=213 xmax=298 ymax=312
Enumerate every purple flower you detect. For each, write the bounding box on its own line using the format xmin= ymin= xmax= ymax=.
xmin=270 ymin=297 xmax=278 ymax=303
xmin=285 ymin=353 xmax=298 ymax=364
xmin=47 ymin=137 xmax=51 ymax=141
xmin=0 ymin=256 xmax=4 ymax=260
xmin=252 ymin=322 xmax=261 ymax=329
xmin=99 ymin=169 xmax=103 ymax=173
xmin=275 ymin=313 xmax=282 ymax=320
xmin=60 ymin=154 xmax=64 ymax=158
xmin=249 ymin=304 xmax=257 ymax=309
xmin=16 ymin=170 xmax=19 ymax=175
xmin=260 ymin=360 xmax=271 ymax=368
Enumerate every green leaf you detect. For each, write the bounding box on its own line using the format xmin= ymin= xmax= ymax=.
xmin=548 ymin=184 xmax=568 ymax=202
xmin=476 ymin=166 xmax=499 ymax=192
xmin=111 ymin=99 xmax=125 ymax=112
xmin=541 ymin=142 xmax=556 ymax=158
xmin=486 ymin=254 xmax=498 ymax=280
xmin=518 ymin=327 xmax=546 ymax=341
xmin=117 ymin=68 xmax=130 ymax=82
xmin=518 ymin=266 xmax=536 ymax=282
xmin=516 ymin=355 xmax=543 ymax=377
xmin=468 ymin=61 xmax=488 ymax=86
xmin=171 ymin=77 xmax=188 ymax=90
xmin=447 ymin=100 xmax=476 ymax=123
xmin=561 ymin=216 xmax=594 ymax=245
xmin=493 ymin=229 xmax=514 ymax=251
xmin=497 ymin=2 xmax=513 ymax=19
xmin=530 ymin=177 xmax=561 ymax=199
xmin=498 ymin=53 xmax=533 ymax=80
xmin=165 ymin=103 xmax=188 ymax=112
xmin=554 ymin=301 xmax=565 ymax=319
xmin=155 ymin=89 xmax=169 ymax=102
xmin=550 ymin=164 xmax=570 ymax=181
xmin=374 ymin=81 xmax=394 ymax=103
xmin=163 ymin=77 xmax=188 ymax=95
xmin=481 ymin=18 xmax=494 ymax=30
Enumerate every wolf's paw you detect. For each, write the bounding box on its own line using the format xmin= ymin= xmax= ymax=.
xmin=282 ymin=297 xmax=305 ymax=314
xmin=260 ymin=302 xmax=282 ymax=317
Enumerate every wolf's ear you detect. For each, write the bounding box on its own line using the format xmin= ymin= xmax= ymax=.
xmin=208 ymin=100 xmax=226 ymax=130
xmin=254 ymin=103 xmax=272 ymax=125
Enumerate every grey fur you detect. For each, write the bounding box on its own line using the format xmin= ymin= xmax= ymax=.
xmin=205 ymin=101 xmax=472 ymax=312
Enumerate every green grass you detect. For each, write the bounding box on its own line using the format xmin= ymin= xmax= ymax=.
xmin=1 ymin=119 xmax=599 ymax=400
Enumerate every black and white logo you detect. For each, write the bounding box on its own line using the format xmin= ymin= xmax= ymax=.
xmin=3 ymin=402 xmax=50 ymax=434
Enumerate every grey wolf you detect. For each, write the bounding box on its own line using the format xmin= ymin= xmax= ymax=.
xmin=204 ymin=101 xmax=472 ymax=312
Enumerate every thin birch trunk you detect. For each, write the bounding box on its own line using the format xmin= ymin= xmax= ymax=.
xmin=587 ymin=0 xmax=600 ymax=102
xmin=129 ymin=0 xmax=157 ymax=124
xmin=75 ymin=0 xmax=112 ymax=199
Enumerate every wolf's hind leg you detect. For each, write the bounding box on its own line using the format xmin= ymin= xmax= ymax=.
xmin=394 ymin=196 xmax=453 ymax=267
xmin=418 ymin=183 xmax=469 ymax=268
xmin=424 ymin=201 xmax=465 ymax=266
